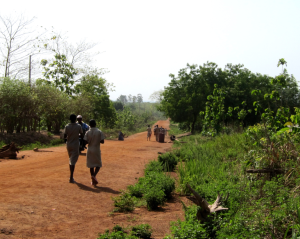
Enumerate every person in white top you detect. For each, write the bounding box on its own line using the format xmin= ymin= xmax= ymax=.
xmin=83 ymin=119 xmax=105 ymax=186
xmin=64 ymin=114 xmax=83 ymax=183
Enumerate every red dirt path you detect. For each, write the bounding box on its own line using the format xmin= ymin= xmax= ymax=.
xmin=0 ymin=120 xmax=185 ymax=239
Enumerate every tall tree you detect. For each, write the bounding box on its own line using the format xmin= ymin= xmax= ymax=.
xmin=128 ymin=94 xmax=132 ymax=103
xmin=40 ymin=53 xmax=78 ymax=95
xmin=149 ymin=90 xmax=164 ymax=103
xmin=117 ymin=95 xmax=128 ymax=105
xmin=75 ymin=74 xmax=116 ymax=128
xmin=0 ymin=15 xmax=45 ymax=78
xmin=159 ymin=64 xmax=212 ymax=132
xmin=137 ymin=93 xmax=143 ymax=112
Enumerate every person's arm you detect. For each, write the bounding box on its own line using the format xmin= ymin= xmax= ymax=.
xmin=79 ymin=127 xmax=84 ymax=139
xmin=100 ymin=132 xmax=105 ymax=144
xmin=83 ymin=130 xmax=88 ymax=144
xmin=64 ymin=127 xmax=67 ymax=143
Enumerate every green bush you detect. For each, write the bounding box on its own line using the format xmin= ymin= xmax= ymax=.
xmin=112 ymin=190 xmax=135 ymax=212
xmin=50 ymin=138 xmax=64 ymax=146
xmin=112 ymin=225 xmax=124 ymax=232
xmin=144 ymin=160 xmax=163 ymax=175
xmin=144 ymin=187 xmax=166 ymax=210
xmin=165 ymin=205 xmax=207 ymax=239
xmin=143 ymin=171 xmax=175 ymax=199
xmin=97 ymin=230 xmax=138 ymax=239
xmin=131 ymin=224 xmax=152 ymax=239
xmin=128 ymin=183 xmax=143 ymax=198
xmin=98 ymin=224 xmax=153 ymax=239
xmin=158 ymin=152 xmax=178 ymax=172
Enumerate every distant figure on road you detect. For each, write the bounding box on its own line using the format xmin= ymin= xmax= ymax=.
xmin=147 ymin=125 xmax=152 ymax=141
xmin=155 ymin=125 xmax=159 ymax=142
xmin=84 ymin=119 xmax=105 ymax=186
xmin=64 ymin=114 xmax=83 ymax=183
xmin=118 ymin=131 xmax=125 ymax=141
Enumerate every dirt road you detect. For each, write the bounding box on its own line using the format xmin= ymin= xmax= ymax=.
xmin=0 ymin=120 xmax=184 ymax=239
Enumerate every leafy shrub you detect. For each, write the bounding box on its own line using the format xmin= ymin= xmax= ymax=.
xmin=97 ymin=230 xmax=138 ymax=239
xmin=112 ymin=225 xmax=124 ymax=232
xmin=143 ymin=171 xmax=175 ymax=199
xmin=98 ymin=224 xmax=153 ymax=239
xmin=112 ymin=190 xmax=135 ymax=212
xmin=165 ymin=205 xmax=207 ymax=239
xmin=50 ymin=138 xmax=64 ymax=146
xmin=144 ymin=187 xmax=166 ymax=210
xmin=158 ymin=152 xmax=178 ymax=171
xmin=144 ymin=160 xmax=163 ymax=175
xmin=131 ymin=224 xmax=152 ymax=239
xmin=128 ymin=184 xmax=143 ymax=198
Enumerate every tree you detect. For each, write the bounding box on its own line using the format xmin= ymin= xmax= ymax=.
xmin=75 ymin=74 xmax=117 ymax=128
xmin=43 ymin=32 xmax=98 ymax=76
xmin=149 ymin=90 xmax=164 ymax=103
xmin=0 ymin=77 xmax=35 ymax=133
xmin=40 ymin=53 xmax=78 ymax=95
xmin=159 ymin=64 xmax=212 ymax=132
xmin=113 ymin=101 xmax=124 ymax=111
xmin=128 ymin=94 xmax=132 ymax=102
xmin=137 ymin=93 xmax=143 ymax=112
xmin=35 ymin=82 xmax=71 ymax=133
xmin=117 ymin=95 xmax=128 ymax=105
xmin=132 ymin=95 xmax=137 ymax=104
xmin=0 ymin=15 xmax=45 ymax=78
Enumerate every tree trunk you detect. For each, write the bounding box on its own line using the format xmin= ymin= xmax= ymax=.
xmin=47 ymin=122 xmax=52 ymax=132
xmin=54 ymin=121 xmax=61 ymax=134
xmin=191 ymin=114 xmax=197 ymax=133
xmin=187 ymin=184 xmax=229 ymax=222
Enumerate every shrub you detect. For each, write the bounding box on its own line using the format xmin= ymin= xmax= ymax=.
xmin=144 ymin=160 xmax=163 ymax=175
xmin=112 ymin=225 xmax=124 ymax=232
xmin=144 ymin=187 xmax=166 ymax=210
xmin=128 ymin=184 xmax=143 ymax=198
xmin=143 ymin=171 xmax=175 ymax=199
xmin=97 ymin=230 xmax=138 ymax=239
xmin=165 ymin=205 xmax=207 ymax=239
xmin=112 ymin=190 xmax=135 ymax=212
xmin=158 ymin=152 xmax=178 ymax=171
xmin=50 ymin=138 xmax=64 ymax=146
xmin=130 ymin=224 xmax=152 ymax=239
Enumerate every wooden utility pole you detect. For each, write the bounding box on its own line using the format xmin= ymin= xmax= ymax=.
xmin=29 ymin=55 xmax=31 ymax=86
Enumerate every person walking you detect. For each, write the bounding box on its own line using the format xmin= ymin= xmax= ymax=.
xmin=77 ymin=115 xmax=89 ymax=151
xmin=156 ymin=125 xmax=160 ymax=142
xmin=147 ymin=125 xmax=152 ymax=141
xmin=64 ymin=114 xmax=83 ymax=183
xmin=83 ymin=119 xmax=105 ymax=186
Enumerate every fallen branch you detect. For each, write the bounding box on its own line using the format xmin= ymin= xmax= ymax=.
xmin=246 ymin=168 xmax=284 ymax=173
xmin=0 ymin=142 xmax=22 ymax=159
xmin=186 ymin=184 xmax=228 ymax=222
xmin=33 ymin=148 xmax=53 ymax=152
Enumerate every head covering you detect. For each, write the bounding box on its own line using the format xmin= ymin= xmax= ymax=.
xmin=77 ymin=115 xmax=82 ymax=119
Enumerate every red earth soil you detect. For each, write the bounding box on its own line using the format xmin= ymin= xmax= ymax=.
xmin=0 ymin=120 xmax=187 ymax=239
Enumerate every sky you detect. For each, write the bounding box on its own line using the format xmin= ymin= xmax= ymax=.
xmin=1 ymin=0 xmax=300 ymax=101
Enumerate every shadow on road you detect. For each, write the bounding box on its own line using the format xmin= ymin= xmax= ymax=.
xmin=76 ymin=182 xmax=120 ymax=194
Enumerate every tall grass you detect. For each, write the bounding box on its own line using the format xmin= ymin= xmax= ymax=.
xmin=172 ymin=132 xmax=300 ymax=238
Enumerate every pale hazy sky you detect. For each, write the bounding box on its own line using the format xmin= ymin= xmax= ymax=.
xmin=1 ymin=0 xmax=300 ymax=101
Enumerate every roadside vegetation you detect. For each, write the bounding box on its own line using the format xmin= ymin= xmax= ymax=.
xmin=161 ymin=59 xmax=300 ymax=238
xmin=102 ymin=58 xmax=300 ymax=238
